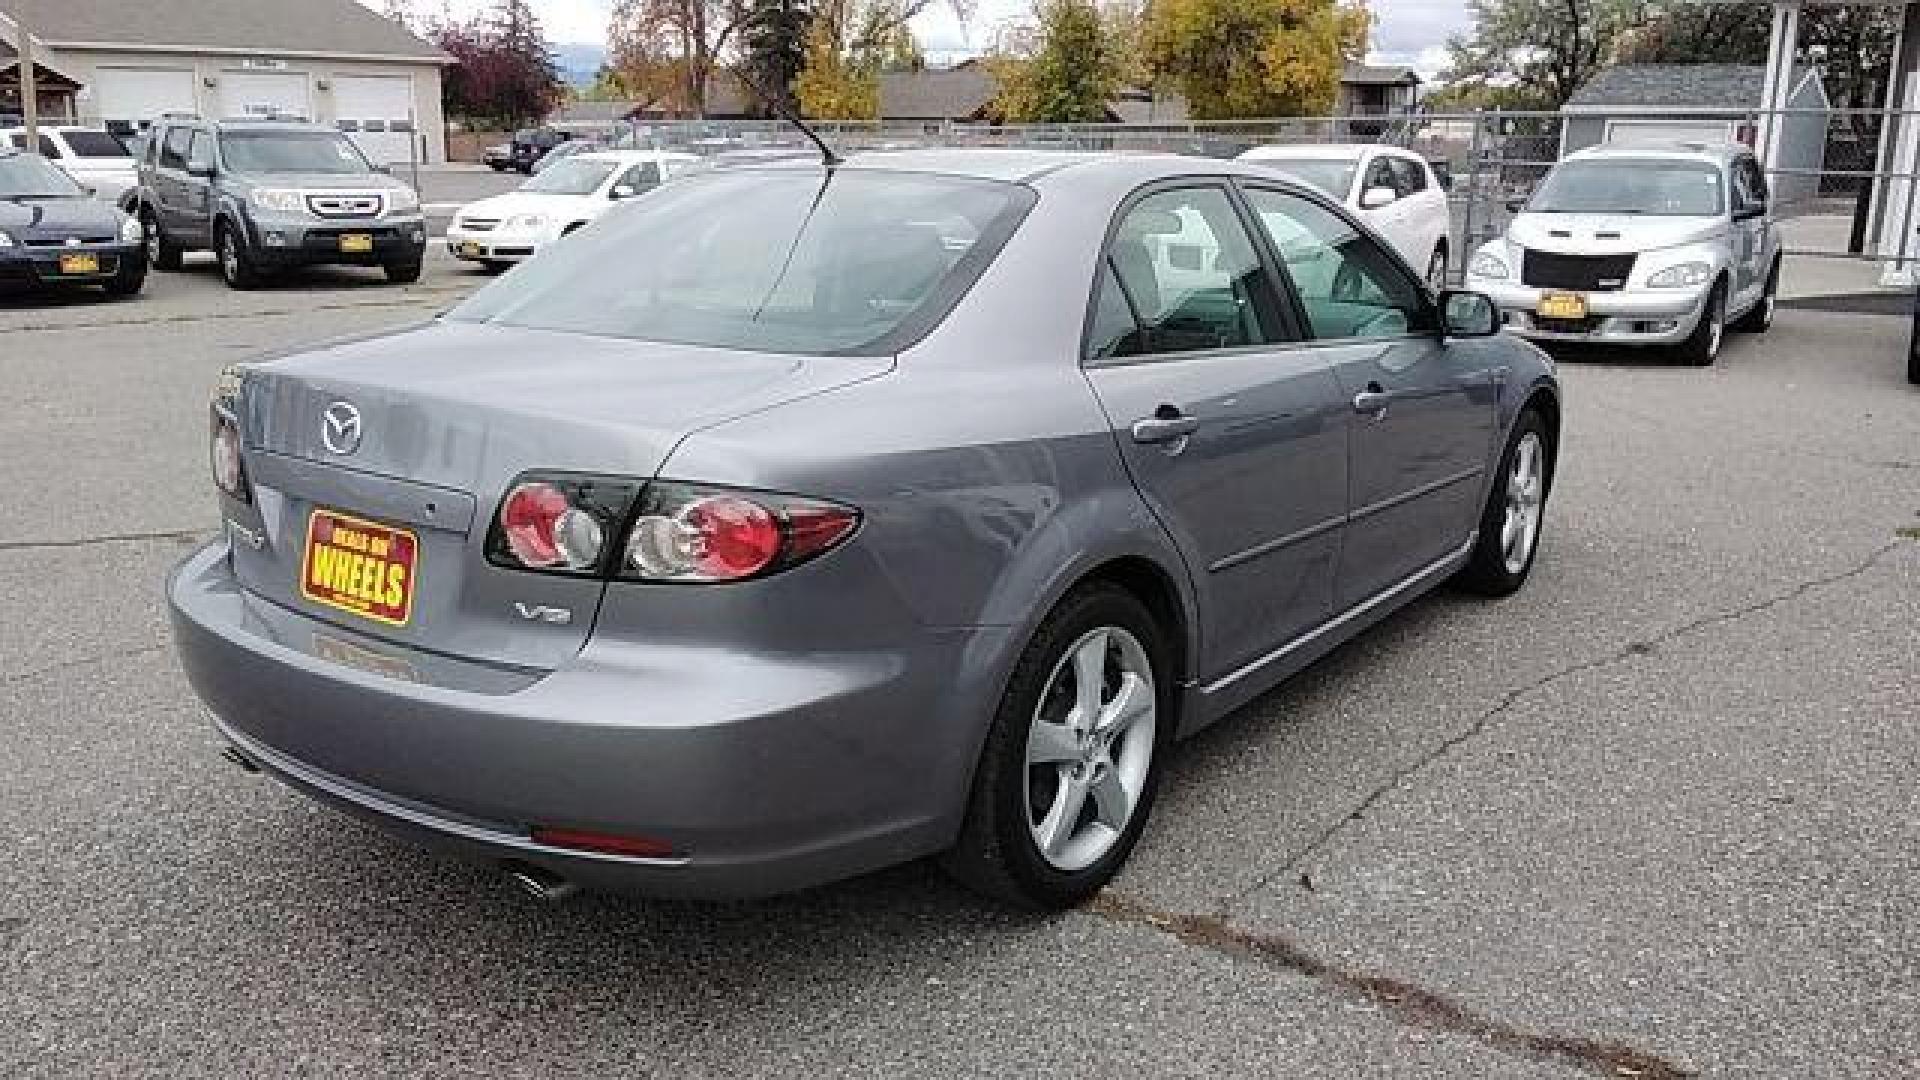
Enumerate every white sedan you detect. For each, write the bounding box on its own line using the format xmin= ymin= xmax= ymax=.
xmin=2 ymin=126 xmax=139 ymax=204
xmin=447 ymin=150 xmax=697 ymax=269
xmin=1237 ymin=143 xmax=1453 ymax=287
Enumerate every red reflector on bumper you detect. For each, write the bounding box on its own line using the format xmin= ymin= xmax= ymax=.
xmin=530 ymin=826 xmax=679 ymax=859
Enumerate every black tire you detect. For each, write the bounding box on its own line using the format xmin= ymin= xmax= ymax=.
xmin=1673 ymin=279 xmax=1726 ymax=366
xmin=1453 ymin=408 xmax=1553 ymax=597
xmin=941 ymin=583 xmax=1174 ymax=910
xmin=1731 ymin=257 xmax=1779 ymax=333
xmin=216 ymin=223 xmax=262 ymax=290
xmin=384 ymin=260 xmax=423 ymax=284
xmin=103 ymin=255 xmax=147 ymax=298
xmin=143 ymin=208 xmax=181 ymax=272
xmin=480 ymin=260 xmax=512 ymax=274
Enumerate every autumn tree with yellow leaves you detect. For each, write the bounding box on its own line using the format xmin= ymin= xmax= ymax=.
xmin=1144 ymin=0 xmax=1370 ymax=119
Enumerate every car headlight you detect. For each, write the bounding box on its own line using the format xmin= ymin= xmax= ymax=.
xmin=386 ymin=187 xmax=420 ymax=214
xmin=0 ymin=230 xmax=12 ymax=248
xmin=119 ymin=215 xmax=144 ymax=244
xmin=505 ymin=213 xmax=548 ymax=231
xmin=250 ymin=188 xmax=306 ymax=214
xmin=1646 ymin=261 xmax=1713 ymax=289
xmin=1468 ymin=250 xmax=1509 ymax=280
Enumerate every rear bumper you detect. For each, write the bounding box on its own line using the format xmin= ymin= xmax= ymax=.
xmin=167 ymin=541 xmax=1002 ymax=898
xmin=1470 ymin=278 xmax=1711 ymax=345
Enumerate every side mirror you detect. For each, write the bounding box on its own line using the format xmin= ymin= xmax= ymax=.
xmin=1440 ymin=290 xmax=1500 ymax=338
xmin=609 ymin=184 xmax=636 ymax=200
xmin=1360 ymin=186 xmax=1398 ymax=210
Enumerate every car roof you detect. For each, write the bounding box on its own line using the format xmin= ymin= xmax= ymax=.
xmin=695 ymin=148 xmax=1323 ymax=200
xmin=1571 ymin=139 xmax=1750 ymax=166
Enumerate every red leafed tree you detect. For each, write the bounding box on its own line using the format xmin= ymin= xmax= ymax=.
xmin=434 ymin=0 xmax=566 ymax=128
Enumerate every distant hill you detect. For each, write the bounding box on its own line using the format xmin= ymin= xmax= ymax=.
xmin=553 ymin=42 xmax=607 ymax=88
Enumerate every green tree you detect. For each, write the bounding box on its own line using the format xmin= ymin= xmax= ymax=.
xmin=992 ymin=0 xmax=1121 ymax=122
xmin=794 ymin=0 xmax=926 ymax=119
xmin=1144 ymin=0 xmax=1370 ymax=119
xmin=434 ymin=0 xmax=566 ymax=127
xmin=1442 ymin=0 xmax=1653 ymax=109
xmin=741 ymin=0 xmax=815 ymax=113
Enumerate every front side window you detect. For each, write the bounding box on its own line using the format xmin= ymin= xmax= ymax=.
xmin=161 ymin=127 xmax=193 ymax=170
xmin=1102 ymin=186 xmax=1281 ymax=357
xmin=451 ymin=168 xmax=1032 ymax=355
xmin=1529 ymin=158 xmax=1725 ymax=217
xmin=1387 ymin=156 xmax=1427 ymax=195
xmin=1363 ymin=157 xmax=1397 ymax=197
xmin=187 ymin=131 xmax=215 ymax=172
xmin=218 ymin=131 xmax=372 ymax=175
xmin=1243 ymin=187 xmax=1434 ymax=341
xmin=615 ymin=161 xmax=661 ymax=192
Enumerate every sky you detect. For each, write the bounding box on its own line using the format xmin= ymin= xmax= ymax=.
xmin=367 ymin=0 xmax=1468 ymax=81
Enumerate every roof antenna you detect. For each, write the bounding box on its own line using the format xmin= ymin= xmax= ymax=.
xmin=729 ymin=64 xmax=842 ymax=169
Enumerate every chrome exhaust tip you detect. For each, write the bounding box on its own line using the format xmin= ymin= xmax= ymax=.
xmin=503 ymin=862 xmax=578 ymax=902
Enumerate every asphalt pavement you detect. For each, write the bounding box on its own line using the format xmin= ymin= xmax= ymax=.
xmin=1 ymin=254 xmax=1916 ymax=1077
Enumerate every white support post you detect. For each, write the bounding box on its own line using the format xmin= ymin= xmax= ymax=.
xmin=1757 ymin=0 xmax=1800 ymax=175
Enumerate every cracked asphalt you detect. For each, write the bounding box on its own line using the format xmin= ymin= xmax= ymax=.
xmin=2 ymin=255 xmax=1916 ymax=1077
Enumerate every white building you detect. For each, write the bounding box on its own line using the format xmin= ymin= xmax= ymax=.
xmin=0 ymin=0 xmax=451 ymax=164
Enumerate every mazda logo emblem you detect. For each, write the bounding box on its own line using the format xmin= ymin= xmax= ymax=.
xmin=321 ymin=401 xmax=363 ymax=455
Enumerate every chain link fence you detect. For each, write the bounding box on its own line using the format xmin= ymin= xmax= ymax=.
xmin=556 ymin=107 xmax=1920 ymax=286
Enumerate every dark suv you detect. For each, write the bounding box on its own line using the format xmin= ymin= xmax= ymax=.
xmin=509 ymin=127 xmax=571 ymax=173
xmin=123 ymin=118 xmax=427 ymax=289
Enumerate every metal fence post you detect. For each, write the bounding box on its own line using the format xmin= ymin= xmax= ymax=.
xmin=1458 ymin=110 xmax=1487 ymax=283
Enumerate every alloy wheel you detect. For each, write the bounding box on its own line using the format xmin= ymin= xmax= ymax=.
xmin=1023 ymin=626 xmax=1156 ymax=872
xmin=1501 ymin=431 xmax=1545 ymax=575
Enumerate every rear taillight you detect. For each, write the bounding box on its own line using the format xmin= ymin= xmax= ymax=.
xmin=622 ymin=482 xmax=859 ymax=583
xmin=485 ymin=474 xmax=859 ymax=583
xmin=210 ymin=409 xmax=249 ymax=503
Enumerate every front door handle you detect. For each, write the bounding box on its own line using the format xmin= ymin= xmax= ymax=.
xmin=1131 ymin=407 xmax=1200 ymax=445
xmin=1353 ymin=382 xmax=1392 ymax=418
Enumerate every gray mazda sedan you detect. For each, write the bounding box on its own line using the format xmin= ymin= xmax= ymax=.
xmin=169 ymin=149 xmax=1560 ymax=909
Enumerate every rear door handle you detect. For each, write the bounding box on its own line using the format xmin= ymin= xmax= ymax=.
xmin=1353 ymin=383 xmax=1392 ymax=417
xmin=1131 ymin=409 xmax=1200 ymax=444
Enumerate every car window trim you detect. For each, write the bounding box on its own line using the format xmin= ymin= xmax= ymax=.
xmin=1079 ymin=176 xmax=1305 ymax=369
xmin=1230 ymin=177 xmax=1443 ymax=346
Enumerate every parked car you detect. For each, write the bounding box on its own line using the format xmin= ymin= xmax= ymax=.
xmin=447 ymin=149 xmax=696 ymax=270
xmin=169 ymin=150 xmax=1559 ymax=909
xmin=509 ymin=127 xmax=571 ymax=173
xmin=2 ymin=125 xmax=138 ymax=204
xmin=122 ymin=117 xmax=427 ymax=289
xmin=1465 ymin=140 xmax=1780 ymax=365
xmin=1239 ymin=143 xmax=1453 ymax=287
xmin=529 ymin=138 xmax=604 ymax=174
xmin=0 ymin=148 xmax=145 ymax=296
xmin=482 ymin=143 xmax=513 ymax=171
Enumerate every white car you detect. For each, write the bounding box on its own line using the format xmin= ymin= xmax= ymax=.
xmin=1464 ymin=141 xmax=1781 ymax=366
xmin=2 ymin=126 xmax=139 ymax=203
xmin=447 ymin=150 xmax=697 ymax=269
xmin=1238 ymin=143 xmax=1452 ymax=286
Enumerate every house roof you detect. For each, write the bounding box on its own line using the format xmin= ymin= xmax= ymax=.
xmin=880 ymin=66 xmax=996 ymax=120
xmin=1565 ymin=64 xmax=1822 ymax=109
xmin=0 ymin=36 xmax=84 ymax=87
xmin=0 ymin=0 xmax=447 ymax=62
xmin=1343 ymin=63 xmax=1420 ymax=87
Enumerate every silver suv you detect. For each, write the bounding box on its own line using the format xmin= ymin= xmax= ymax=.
xmin=124 ymin=118 xmax=426 ymax=289
xmin=1465 ymin=141 xmax=1781 ymax=365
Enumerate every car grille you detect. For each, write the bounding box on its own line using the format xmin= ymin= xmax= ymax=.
xmin=1532 ymin=315 xmax=1599 ymax=335
xmin=459 ymin=218 xmax=500 ymax=233
xmin=1521 ymin=249 xmax=1636 ymax=292
xmin=307 ymin=193 xmax=386 ymax=218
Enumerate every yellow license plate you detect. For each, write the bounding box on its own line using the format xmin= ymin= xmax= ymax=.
xmin=300 ymin=509 xmax=419 ymax=627
xmin=459 ymin=240 xmax=483 ymax=258
xmin=339 ymin=233 xmax=374 ymax=254
xmin=1536 ymin=292 xmax=1588 ymax=320
xmin=58 ymin=253 xmax=100 ymax=275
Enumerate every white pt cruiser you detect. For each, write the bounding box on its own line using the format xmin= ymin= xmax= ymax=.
xmin=1465 ymin=141 xmax=1781 ymax=365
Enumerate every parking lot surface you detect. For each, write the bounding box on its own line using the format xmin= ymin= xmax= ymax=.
xmin=2 ymin=255 xmax=1916 ymax=1077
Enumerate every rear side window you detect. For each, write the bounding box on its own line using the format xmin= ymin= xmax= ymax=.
xmin=1099 ymin=186 xmax=1284 ymax=358
xmin=451 ymin=169 xmax=1034 ymax=355
xmin=161 ymin=127 xmax=193 ymax=170
xmin=1085 ymin=262 xmax=1140 ymax=361
xmin=59 ymin=130 xmax=131 ymax=158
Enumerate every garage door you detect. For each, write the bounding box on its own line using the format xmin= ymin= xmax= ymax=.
xmin=219 ymin=70 xmax=312 ymax=121
xmin=333 ymin=75 xmax=417 ymax=165
xmin=93 ymin=68 xmax=197 ymax=126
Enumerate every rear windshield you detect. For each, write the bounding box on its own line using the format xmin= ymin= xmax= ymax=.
xmin=60 ymin=130 xmax=132 ymax=158
xmin=1529 ymin=159 xmax=1725 ymax=216
xmin=220 ymin=131 xmax=372 ymax=175
xmin=450 ymin=169 xmax=1034 ymax=355
xmin=1254 ymin=158 xmax=1356 ymax=199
